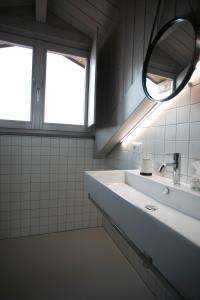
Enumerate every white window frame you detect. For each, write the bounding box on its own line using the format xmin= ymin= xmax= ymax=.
xmin=0 ymin=31 xmax=91 ymax=136
xmin=0 ymin=32 xmax=35 ymax=130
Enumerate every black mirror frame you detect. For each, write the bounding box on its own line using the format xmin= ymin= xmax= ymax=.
xmin=142 ymin=18 xmax=199 ymax=102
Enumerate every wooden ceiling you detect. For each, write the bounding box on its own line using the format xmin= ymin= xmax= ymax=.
xmin=0 ymin=0 xmax=120 ymax=44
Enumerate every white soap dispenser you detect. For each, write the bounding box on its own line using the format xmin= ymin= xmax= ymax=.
xmin=140 ymin=158 xmax=152 ymax=176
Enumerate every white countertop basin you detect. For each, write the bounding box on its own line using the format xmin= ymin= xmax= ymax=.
xmin=85 ymin=170 xmax=200 ymax=300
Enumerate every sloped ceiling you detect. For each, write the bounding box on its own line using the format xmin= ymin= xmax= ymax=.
xmin=0 ymin=0 xmax=120 ymax=45
xmin=49 ymin=0 xmax=120 ymax=39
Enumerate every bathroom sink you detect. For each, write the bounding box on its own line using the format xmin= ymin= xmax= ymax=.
xmin=85 ymin=170 xmax=200 ymax=300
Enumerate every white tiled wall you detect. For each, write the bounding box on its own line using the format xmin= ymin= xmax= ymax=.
xmin=105 ymin=72 xmax=200 ymax=184
xmin=0 ymin=135 xmax=104 ymax=239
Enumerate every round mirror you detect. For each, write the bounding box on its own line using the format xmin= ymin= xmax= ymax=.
xmin=143 ymin=18 xmax=198 ymax=101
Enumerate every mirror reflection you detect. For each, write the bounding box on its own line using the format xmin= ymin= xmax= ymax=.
xmin=144 ymin=19 xmax=197 ymax=101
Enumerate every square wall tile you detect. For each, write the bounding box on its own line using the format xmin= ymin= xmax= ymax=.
xmin=176 ymin=123 xmax=189 ymax=141
xmin=190 ymin=103 xmax=200 ymax=122
xmin=176 ymin=87 xmax=190 ymax=107
xmin=189 ymin=141 xmax=200 ymax=159
xmin=176 ymin=141 xmax=189 ymax=157
xmin=166 ymin=108 xmax=176 ymax=125
xmin=177 ymin=106 xmax=190 ymax=123
xmin=165 ymin=125 xmax=176 ymax=140
xmin=190 ymin=122 xmax=200 ymax=140
xmin=165 ymin=141 xmax=176 ymax=153
xmin=191 ymin=83 xmax=200 ymax=104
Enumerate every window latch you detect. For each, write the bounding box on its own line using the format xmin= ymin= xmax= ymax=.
xmin=36 ymin=87 xmax=40 ymax=103
xmin=33 ymin=78 xmax=42 ymax=103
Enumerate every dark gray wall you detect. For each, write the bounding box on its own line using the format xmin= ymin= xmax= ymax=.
xmin=95 ymin=0 xmax=200 ymax=157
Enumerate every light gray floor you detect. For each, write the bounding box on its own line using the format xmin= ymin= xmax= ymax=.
xmin=0 ymin=228 xmax=155 ymax=300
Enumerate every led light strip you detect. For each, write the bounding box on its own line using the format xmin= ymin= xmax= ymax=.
xmin=121 ymin=102 xmax=162 ymax=145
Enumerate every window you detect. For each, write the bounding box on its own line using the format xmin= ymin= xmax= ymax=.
xmin=44 ymin=51 xmax=86 ymax=125
xmin=146 ymin=77 xmax=173 ymax=100
xmin=0 ymin=34 xmax=96 ymax=135
xmin=0 ymin=42 xmax=33 ymax=121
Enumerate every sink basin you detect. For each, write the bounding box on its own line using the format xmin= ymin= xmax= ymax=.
xmin=85 ymin=170 xmax=200 ymax=300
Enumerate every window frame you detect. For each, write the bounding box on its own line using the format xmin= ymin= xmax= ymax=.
xmin=0 ymin=32 xmax=35 ymax=130
xmin=0 ymin=31 xmax=92 ymax=136
xmin=40 ymin=42 xmax=90 ymax=132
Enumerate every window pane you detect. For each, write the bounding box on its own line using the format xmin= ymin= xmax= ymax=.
xmin=0 ymin=42 xmax=32 ymax=121
xmin=44 ymin=51 xmax=86 ymax=125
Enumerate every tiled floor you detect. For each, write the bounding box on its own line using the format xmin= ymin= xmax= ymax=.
xmin=0 ymin=227 xmax=155 ymax=300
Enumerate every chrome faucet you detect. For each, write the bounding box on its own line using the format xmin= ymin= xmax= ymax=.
xmin=158 ymin=153 xmax=181 ymax=185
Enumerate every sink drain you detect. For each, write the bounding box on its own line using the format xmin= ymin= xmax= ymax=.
xmin=145 ymin=205 xmax=157 ymax=211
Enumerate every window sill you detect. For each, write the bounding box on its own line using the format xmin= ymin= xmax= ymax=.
xmin=0 ymin=127 xmax=94 ymax=138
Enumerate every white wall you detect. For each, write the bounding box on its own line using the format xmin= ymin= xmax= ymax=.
xmin=0 ymin=135 xmax=104 ymax=239
xmin=105 ymin=70 xmax=200 ymax=185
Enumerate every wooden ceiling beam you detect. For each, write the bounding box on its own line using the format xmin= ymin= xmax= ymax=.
xmin=35 ymin=0 xmax=47 ymax=23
